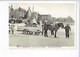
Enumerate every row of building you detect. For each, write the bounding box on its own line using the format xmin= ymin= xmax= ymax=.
xmin=9 ymin=5 xmax=53 ymax=24
xmin=9 ymin=5 xmax=74 ymax=26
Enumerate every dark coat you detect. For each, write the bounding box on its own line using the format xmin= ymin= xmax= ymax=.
xmin=64 ymin=25 xmax=71 ymax=31
xmin=44 ymin=23 xmax=48 ymax=30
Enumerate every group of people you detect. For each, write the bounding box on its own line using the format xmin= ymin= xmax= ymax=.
xmin=43 ymin=22 xmax=71 ymax=38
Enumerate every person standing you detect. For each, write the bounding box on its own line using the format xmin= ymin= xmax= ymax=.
xmin=51 ymin=23 xmax=55 ymax=35
xmin=11 ymin=24 xmax=15 ymax=34
xmin=42 ymin=24 xmax=44 ymax=35
xmin=44 ymin=22 xmax=48 ymax=37
xmin=64 ymin=24 xmax=71 ymax=38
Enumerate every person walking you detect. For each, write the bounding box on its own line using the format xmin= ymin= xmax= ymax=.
xmin=64 ymin=24 xmax=71 ymax=38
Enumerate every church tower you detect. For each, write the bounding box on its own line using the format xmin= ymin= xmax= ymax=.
xmin=27 ymin=7 xmax=31 ymax=18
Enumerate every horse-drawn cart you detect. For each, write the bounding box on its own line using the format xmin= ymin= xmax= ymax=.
xmin=17 ymin=26 xmax=42 ymax=35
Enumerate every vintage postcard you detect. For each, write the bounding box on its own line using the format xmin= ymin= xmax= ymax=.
xmin=9 ymin=1 xmax=78 ymax=48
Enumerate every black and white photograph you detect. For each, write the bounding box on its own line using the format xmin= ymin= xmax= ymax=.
xmin=9 ymin=2 xmax=77 ymax=48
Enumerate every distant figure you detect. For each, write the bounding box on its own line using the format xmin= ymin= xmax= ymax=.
xmin=44 ymin=22 xmax=48 ymax=37
xmin=42 ymin=24 xmax=44 ymax=35
xmin=9 ymin=24 xmax=11 ymax=34
xmin=10 ymin=24 xmax=15 ymax=34
xmin=64 ymin=24 xmax=71 ymax=38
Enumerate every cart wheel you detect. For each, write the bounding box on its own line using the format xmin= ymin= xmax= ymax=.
xmin=37 ymin=32 xmax=40 ymax=35
xmin=23 ymin=29 xmax=26 ymax=34
xmin=37 ymin=30 xmax=41 ymax=35
xmin=35 ymin=32 xmax=40 ymax=35
xmin=29 ymin=31 xmax=33 ymax=35
xmin=35 ymin=32 xmax=37 ymax=35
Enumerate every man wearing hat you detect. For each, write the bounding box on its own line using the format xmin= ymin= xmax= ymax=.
xmin=44 ymin=20 xmax=48 ymax=37
xmin=64 ymin=24 xmax=71 ymax=38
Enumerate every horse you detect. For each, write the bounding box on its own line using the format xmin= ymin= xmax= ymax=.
xmin=42 ymin=23 xmax=64 ymax=38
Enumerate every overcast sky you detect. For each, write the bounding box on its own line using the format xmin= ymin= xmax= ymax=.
xmin=9 ymin=3 xmax=76 ymax=20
